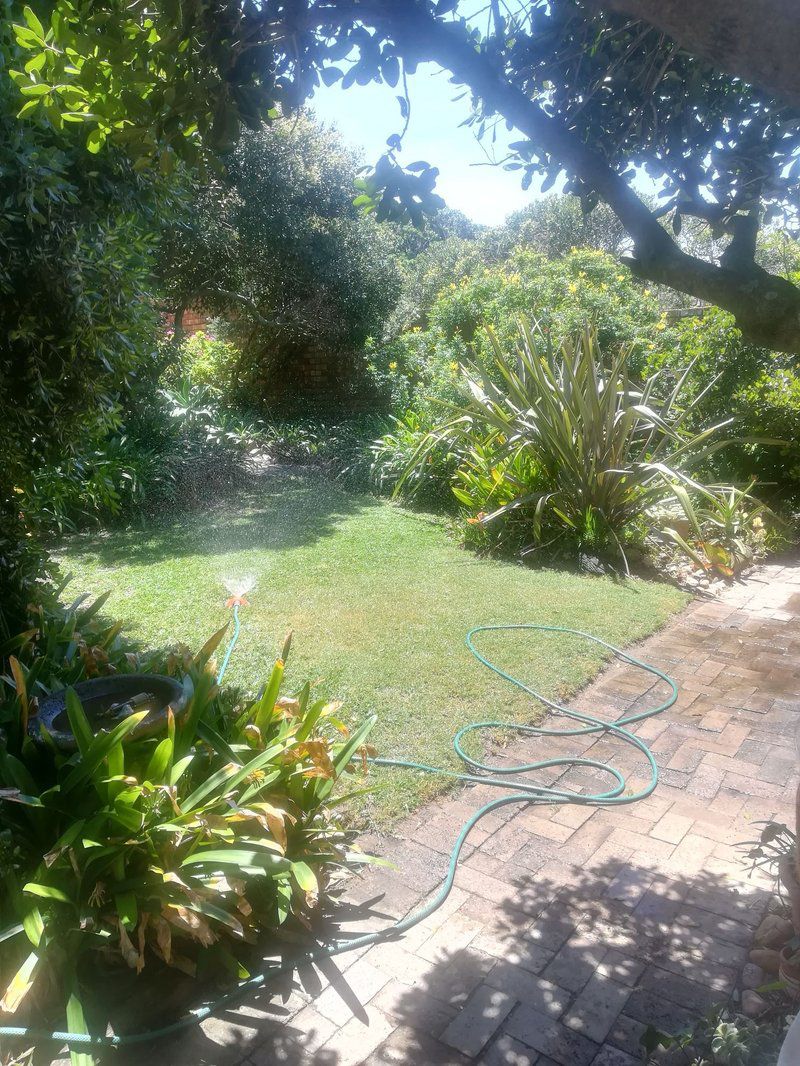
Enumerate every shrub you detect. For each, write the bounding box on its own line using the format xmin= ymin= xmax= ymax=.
xmin=428 ymin=247 xmax=672 ymax=367
xmin=453 ymin=439 xmax=547 ymax=556
xmin=0 ymin=12 xmax=177 ymax=634
xmin=369 ymin=247 xmax=675 ymax=418
xmin=0 ymin=595 xmax=375 ymax=1053
xmin=170 ymin=330 xmax=241 ymax=394
xmin=158 ymin=116 xmax=401 ymax=409
xmin=372 ymin=410 xmax=464 ymax=509
xmin=661 ymin=481 xmax=781 ymax=577
xmin=366 ymin=330 xmax=467 ymax=418
xmin=645 ymin=309 xmax=800 ymax=506
xmin=731 ymin=368 xmax=800 ymax=506
xmin=21 ymin=381 xmax=255 ymax=535
xmin=403 ymin=322 xmax=730 ymax=567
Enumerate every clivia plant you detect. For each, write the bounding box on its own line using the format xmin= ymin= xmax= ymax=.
xmin=0 ymin=595 xmax=377 ymax=1064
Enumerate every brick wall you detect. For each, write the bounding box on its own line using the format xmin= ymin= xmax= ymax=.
xmin=163 ymin=307 xmax=213 ymax=337
xmin=180 ymin=308 xmax=212 ymax=335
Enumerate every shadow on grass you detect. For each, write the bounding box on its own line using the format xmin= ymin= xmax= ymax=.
xmin=60 ymin=472 xmax=381 ymax=568
xmin=87 ymin=840 xmax=771 ymax=1066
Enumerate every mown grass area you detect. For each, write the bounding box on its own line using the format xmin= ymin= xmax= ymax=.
xmin=57 ymin=472 xmax=687 ymax=826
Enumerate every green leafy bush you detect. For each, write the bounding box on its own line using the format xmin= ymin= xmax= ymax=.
xmin=403 ymin=322 xmax=730 ymax=566
xmin=0 ymin=9 xmax=178 ymax=634
xmin=661 ymin=481 xmax=780 ymax=577
xmin=370 ymin=247 xmax=674 ymax=419
xmin=169 ymin=330 xmax=241 ymax=394
xmin=372 ymin=410 xmax=464 ymax=509
xmin=732 ymin=368 xmax=800 ymax=506
xmin=644 ymin=309 xmax=800 ymax=507
xmin=158 ymin=116 xmax=401 ymax=409
xmin=0 ymin=596 xmax=375 ymax=1056
xmin=427 ymin=248 xmax=672 ymax=366
xmin=453 ymin=439 xmax=546 ymax=556
xmin=21 ymin=382 xmax=256 ymax=535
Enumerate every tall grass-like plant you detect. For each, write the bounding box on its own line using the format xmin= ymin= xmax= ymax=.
xmin=402 ymin=321 xmax=731 ymax=568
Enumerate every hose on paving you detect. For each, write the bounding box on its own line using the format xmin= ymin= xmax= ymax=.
xmin=0 ymin=606 xmax=677 ymax=1052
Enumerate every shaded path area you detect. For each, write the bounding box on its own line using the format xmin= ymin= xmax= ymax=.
xmin=150 ymin=562 xmax=800 ymax=1065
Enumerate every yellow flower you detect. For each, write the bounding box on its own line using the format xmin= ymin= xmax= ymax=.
xmin=449 ymin=361 xmax=458 ymax=372
xmin=568 ymin=282 xmax=578 ymax=294
xmin=388 ymin=361 xmax=397 ymax=370
xmin=616 ymin=274 xmax=625 ymax=282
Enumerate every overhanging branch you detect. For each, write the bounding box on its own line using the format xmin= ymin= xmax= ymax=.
xmin=340 ymin=1 xmax=800 ymax=353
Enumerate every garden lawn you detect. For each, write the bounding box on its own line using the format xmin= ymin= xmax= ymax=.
xmin=57 ymin=471 xmax=687 ymax=826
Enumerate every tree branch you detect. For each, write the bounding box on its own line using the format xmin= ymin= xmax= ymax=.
xmin=344 ymin=2 xmax=800 ymax=353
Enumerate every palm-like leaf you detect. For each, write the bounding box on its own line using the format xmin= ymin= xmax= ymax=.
xmin=407 ymin=319 xmax=729 ymax=558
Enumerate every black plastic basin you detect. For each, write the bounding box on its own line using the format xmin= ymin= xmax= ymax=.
xmin=30 ymin=674 xmax=188 ymax=752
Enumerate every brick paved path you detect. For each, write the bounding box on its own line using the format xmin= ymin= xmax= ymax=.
xmin=152 ymin=561 xmax=800 ymax=1066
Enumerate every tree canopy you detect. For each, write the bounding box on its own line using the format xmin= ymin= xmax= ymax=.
xmin=8 ymin=0 xmax=800 ymax=353
xmin=160 ymin=114 xmax=401 ymax=406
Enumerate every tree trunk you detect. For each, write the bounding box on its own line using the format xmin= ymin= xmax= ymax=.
xmin=592 ymin=0 xmax=800 ymax=109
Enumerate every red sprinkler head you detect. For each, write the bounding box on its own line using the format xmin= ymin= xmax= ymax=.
xmin=222 ymin=577 xmax=255 ymax=608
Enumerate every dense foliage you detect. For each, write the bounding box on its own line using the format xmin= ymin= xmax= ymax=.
xmin=9 ymin=1 xmax=800 ymax=351
xmin=398 ymin=322 xmax=734 ymax=567
xmin=0 ymin=9 xmax=179 ymax=635
xmin=645 ymin=310 xmax=800 ymax=506
xmin=0 ymin=593 xmax=375 ymax=1056
xmin=159 ymin=116 xmax=401 ymax=408
xmin=371 ymin=247 xmax=672 ymax=423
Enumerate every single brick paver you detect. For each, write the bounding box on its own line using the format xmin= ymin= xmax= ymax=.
xmin=146 ymin=560 xmax=799 ymax=1065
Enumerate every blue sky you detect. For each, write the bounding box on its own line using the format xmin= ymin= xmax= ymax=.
xmin=309 ymin=62 xmax=540 ymax=226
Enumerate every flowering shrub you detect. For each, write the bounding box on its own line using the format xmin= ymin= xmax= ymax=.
xmin=428 ymin=248 xmax=672 ymax=367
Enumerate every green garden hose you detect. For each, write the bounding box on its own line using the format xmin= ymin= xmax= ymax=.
xmin=0 ymin=613 xmax=677 ymax=1054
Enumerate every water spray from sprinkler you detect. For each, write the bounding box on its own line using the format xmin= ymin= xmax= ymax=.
xmin=223 ymin=576 xmax=256 ymax=608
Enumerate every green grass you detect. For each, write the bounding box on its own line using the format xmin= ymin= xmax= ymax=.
xmin=56 ymin=473 xmax=687 ymax=826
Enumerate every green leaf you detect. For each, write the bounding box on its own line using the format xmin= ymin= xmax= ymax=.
xmin=23 ymin=882 xmax=73 ymax=905
xmin=24 ymin=52 xmax=47 ymax=73
xmin=66 ymin=989 xmax=96 ymax=1066
xmin=144 ymin=737 xmax=173 ymax=784
xmin=18 ymin=82 xmax=51 ymax=97
xmin=253 ymin=658 xmax=285 ymax=733
xmin=66 ymin=688 xmax=94 ymax=757
xmin=22 ymin=6 xmax=46 ymax=39
xmin=61 ymin=711 xmax=147 ymax=797
xmin=181 ymin=739 xmax=287 ymax=812
xmin=292 ymin=861 xmax=318 ymax=893
xmin=86 ymin=128 xmax=106 ymax=154
xmin=16 ymin=97 xmax=40 ymax=118
xmin=12 ymin=25 xmax=43 ymax=49
xmin=22 ymin=906 xmax=44 ymax=948
xmin=181 ymin=849 xmax=292 ymax=873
